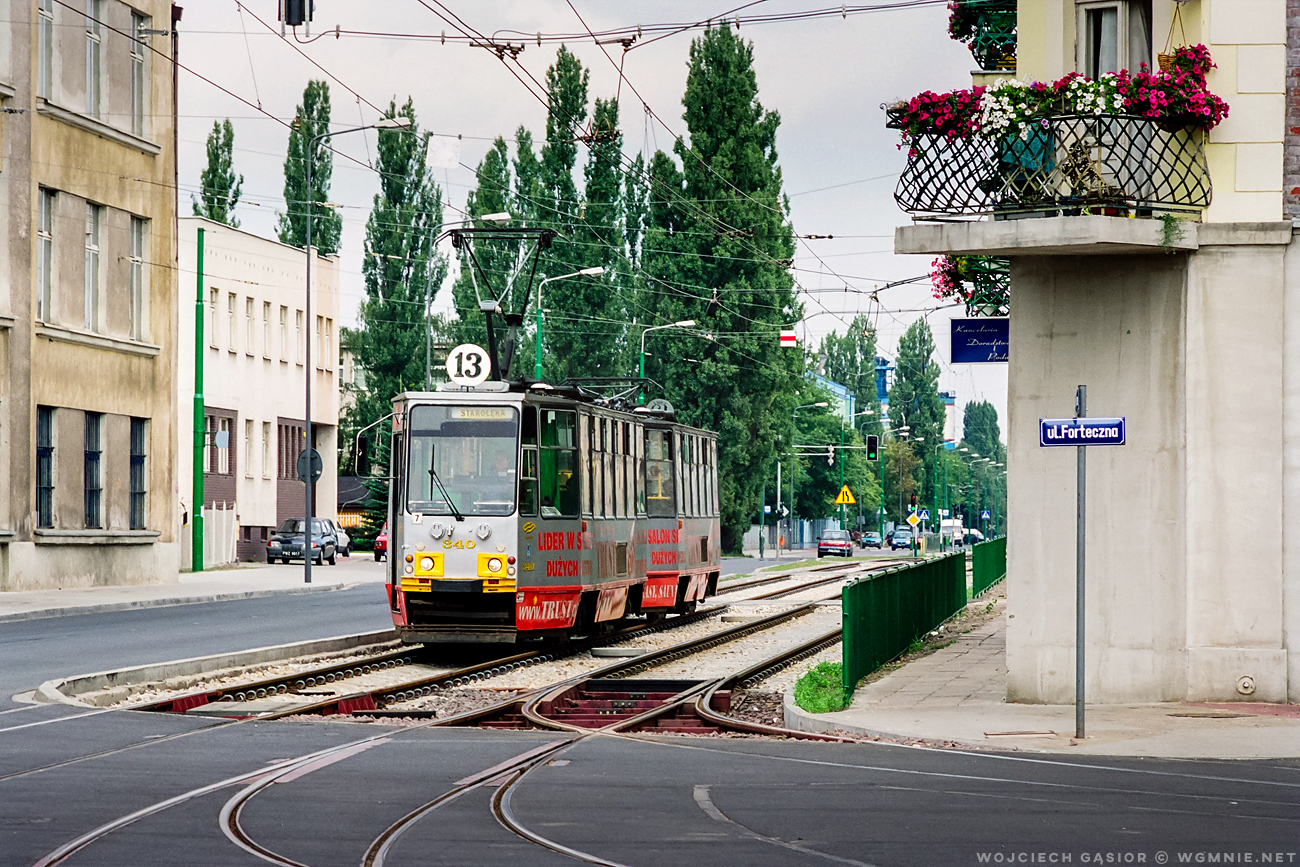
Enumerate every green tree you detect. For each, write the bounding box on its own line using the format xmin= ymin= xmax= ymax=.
xmin=346 ymin=99 xmax=448 ymax=467
xmin=792 ymin=410 xmax=880 ymax=525
xmin=192 ymin=119 xmax=242 ymax=226
xmin=640 ymin=26 xmax=803 ymax=552
xmin=962 ymin=400 xmax=1004 ymax=462
xmin=888 ymin=319 xmax=945 ymax=504
xmin=277 ymin=80 xmax=342 ymax=254
xmin=449 ymin=138 xmax=516 ymax=348
xmin=822 ymin=314 xmax=882 ymax=440
xmin=882 ymin=437 xmax=922 ymax=524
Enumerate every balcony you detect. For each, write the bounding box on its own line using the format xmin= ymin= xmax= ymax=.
xmin=890 ymin=112 xmax=1212 ymax=221
xmin=948 ymin=0 xmax=1017 ymax=72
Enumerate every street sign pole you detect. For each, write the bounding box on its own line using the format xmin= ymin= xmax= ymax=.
xmin=1075 ymin=385 xmax=1087 ymax=740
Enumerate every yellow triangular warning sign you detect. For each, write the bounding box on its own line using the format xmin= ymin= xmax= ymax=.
xmin=834 ymin=485 xmax=855 ymax=506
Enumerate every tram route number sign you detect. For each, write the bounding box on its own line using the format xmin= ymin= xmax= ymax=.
xmin=1039 ymin=417 xmax=1126 ymax=447
xmin=446 ymin=343 xmax=491 ymax=386
xmin=296 ymin=448 xmax=323 ymax=484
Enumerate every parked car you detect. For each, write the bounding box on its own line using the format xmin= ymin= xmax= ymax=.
xmin=267 ymin=518 xmax=337 ymax=565
xmin=890 ymin=528 xmax=914 ymax=550
xmin=374 ymin=523 xmax=388 ymax=562
xmin=817 ymin=529 xmax=854 ymax=558
xmin=861 ymin=531 xmax=882 ymax=549
xmin=322 ymin=519 xmax=351 ymax=556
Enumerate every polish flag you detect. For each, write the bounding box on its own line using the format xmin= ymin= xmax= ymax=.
xmin=779 ymin=330 xmax=798 ymax=347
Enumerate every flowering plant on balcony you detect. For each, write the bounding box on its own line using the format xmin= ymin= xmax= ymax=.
xmin=947 ymin=0 xmax=1017 ymax=71
xmin=888 ymin=45 xmax=1228 ymax=147
xmin=931 ymin=255 xmax=1010 ymax=316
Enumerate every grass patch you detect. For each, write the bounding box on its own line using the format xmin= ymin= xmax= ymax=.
xmin=793 ymin=661 xmax=846 ymax=714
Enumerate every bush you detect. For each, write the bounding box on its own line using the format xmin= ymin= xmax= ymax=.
xmin=793 ymin=661 xmax=846 ymax=714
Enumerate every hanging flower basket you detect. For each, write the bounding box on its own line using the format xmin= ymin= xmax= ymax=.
xmin=932 ymin=256 xmax=1010 ymax=316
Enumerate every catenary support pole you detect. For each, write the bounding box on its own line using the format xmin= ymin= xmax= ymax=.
xmin=1076 ymin=384 xmax=1087 ymax=739
xmin=775 ymin=461 xmax=782 ymax=561
xmin=304 ymin=148 xmax=314 ymax=585
xmin=192 ymin=227 xmax=205 ymax=573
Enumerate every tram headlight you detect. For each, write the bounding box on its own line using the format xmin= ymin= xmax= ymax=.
xmin=488 ymin=558 xmax=502 ymax=573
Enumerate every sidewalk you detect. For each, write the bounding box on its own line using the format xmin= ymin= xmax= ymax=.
xmin=0 ymin=558 xmax=388 ymax=623
xmin=787 ymin=593 xmax=1300 ymax=758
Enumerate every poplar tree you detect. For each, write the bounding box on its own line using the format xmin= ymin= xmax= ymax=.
xmin=346 ymin=99 xmax=448 ymax=468
xmin=888 ymin=319 xmax=945 ymax=504
xmin=449 ymin=138 xmax=515 ymax=348
xmin=277 ymin=80 xmax=342 ymax=254
xmin=640 ymin=26 xmax=804 ymax=552
xmin=193 ymin=119 xmax=242 ymax=226
xmin=822 ymin=314 xmax=883 ymax=440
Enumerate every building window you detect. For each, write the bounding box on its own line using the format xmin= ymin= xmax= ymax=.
xmin=1077 ymin=0 xmax=1151 ymax=78
xmin=209 ymin=289 xmax=218 ymax=347
xmin=218 ymin=417 xmax=230 ymax=474
xmin=130 ymin=418 xmax=147 ymax=529
xmin=84 ymin=412 xmax=102 ymax=529
xmin=325 ymin=319 xmax=333 ymax=371
xmin=279 ymin=423 xmax=304 ymax=480
xmin=227 ymin=293 xmax=236 ymax=351
xmin=279 ymin=306 xmax=288 ymax=361
xmin=296 ymin=310 xmax=304 ymax=365
xmin=206 ymin=415 xmax=230 ymax=474
xmin=37 ymin=407 xmax=55 ymax=529
xmin=263 ymin=302 xmax=272 ymax=358
xmin=244 ymin=419 xmax=254 ymax=477
xmin=315 ymin=315 xmax=324 ymax=369
xmin=38 ymin=0 xmax=53 ymax=100
xmin=129 ymin=217 xmax=146 ymax=341
xmin=245 ymin=297 xmax=254 ymax=355
xmin=85 ymin=0 xmax=103 ymax=118
xmin=130 ymin=13 xmax=148 ymax=136
xmin=37 ymin=189 xmax=54 ymax=323
xmin=262 ymin=422 xmax=272 ymax=478
xmin=84 ymin=204 xmax=100 ymax=332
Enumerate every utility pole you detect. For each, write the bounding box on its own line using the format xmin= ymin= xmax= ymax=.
xmin=192 ymin=227 xmax=205 ymax=573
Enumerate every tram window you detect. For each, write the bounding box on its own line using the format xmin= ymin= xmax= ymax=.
xmin=521 ymin=407 xmax=539 ymax=517
xmin=634 ymin=424 xmax=646 ymax=516
xmin=585 ymin=416 xmax=595 ymax=517
xmin=540 ymin=409 xmax=579 ymax=518
xmin=407 ymin=405 xmax=518 ymax=517
xmin=644 ymin=429 xmax=675 ymax=518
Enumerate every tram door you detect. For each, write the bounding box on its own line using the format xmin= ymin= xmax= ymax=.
xmin=387 ymin=419 xmax=405 ymax=604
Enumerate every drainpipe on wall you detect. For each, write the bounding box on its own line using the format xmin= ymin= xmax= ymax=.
xmin=192 ymin=227 xmax=205 ymax=572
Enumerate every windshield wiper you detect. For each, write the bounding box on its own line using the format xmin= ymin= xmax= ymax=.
xmin=428 ymin=462 xmax=464 ymax=522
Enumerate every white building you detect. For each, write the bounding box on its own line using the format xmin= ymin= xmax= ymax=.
xmin=176 ymin=217 xmax=340 ymax=564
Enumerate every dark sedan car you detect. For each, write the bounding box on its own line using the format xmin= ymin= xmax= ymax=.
xmin=267 ymin=519 xmax=337 ymax=565
xmin=817 ymin=529 xmax=854 ymax=558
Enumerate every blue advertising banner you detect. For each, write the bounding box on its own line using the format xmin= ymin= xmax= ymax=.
xmin=951 ymin=318 xmax=1009 ymax=363
xmin=1039 ymin=417 xmax=1126 ymax=447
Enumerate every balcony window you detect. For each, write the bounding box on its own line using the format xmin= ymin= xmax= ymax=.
xmin=1078 ymin=0 xmax=1151 ymax=79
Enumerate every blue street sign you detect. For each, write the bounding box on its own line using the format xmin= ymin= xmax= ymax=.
xmin=919 ymin=509 xmax=930 ymax=520
xmin=981 ymin=510 xmax=991 ymax=519
xmin=951 ymin=318 xmax=1009 ymax=364
xmin=1039 ymin=417 xmax=1126 ymax=447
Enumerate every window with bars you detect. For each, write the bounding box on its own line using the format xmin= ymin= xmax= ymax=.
xmin=130 ymin=418 xmax=147 ymax=529
xmin=85 ymin=204 xmax=100 ymax=332
xmin=129 ymin=217 xmax=146 ymax=341
xmin=37 ymin=189 xmax=54 ymax=322
xmin=130 ymin=13 xmax=148 ymax=136
xmin=84 ymin=412 xmax=102 ymax=529
xmin=37 ymin=407 xmax=55 ymax=529
xmin=279 ymin=423 xmax=304 ymax=480
xmin=85 ymin=0 xmax=103 ymax=118
xmin=38 ymin=0 xmax=53 ymax=99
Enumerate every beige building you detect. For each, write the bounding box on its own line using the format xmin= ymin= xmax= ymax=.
xmin=175 ymin=217 xmax=340 ymax=564
xmin=1 ymin=0 xmax=179 ymax=590
xmin=897 ymin=0 xmax=1300 ymax=703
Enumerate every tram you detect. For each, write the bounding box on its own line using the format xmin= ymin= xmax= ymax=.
xmin=383 ymin=383 xmax=721 ymax=644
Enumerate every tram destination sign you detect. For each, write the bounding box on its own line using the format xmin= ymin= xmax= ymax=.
xmin=1039 ymin=417 xmax=1126 ymax=447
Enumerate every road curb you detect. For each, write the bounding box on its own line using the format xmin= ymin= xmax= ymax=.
xmin=0 ymin=581 xmax=366 ymax=624
xmin=782 ymin=686 xmax=908 ymax=741
xmin=35 ymin=628 xmax=401 ymax=707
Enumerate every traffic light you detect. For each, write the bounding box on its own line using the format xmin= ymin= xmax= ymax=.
xmin=909 ymin=494 xmax=917 ymax=511
xmin=281 ymin=0 xmax=314 ymax=26
xmin=865 ymin=435 xmax=879 ymax=462
xmin=826 ymin=444 xmax=834 ymax=466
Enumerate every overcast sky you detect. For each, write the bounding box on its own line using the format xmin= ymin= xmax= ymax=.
xmin=176 ymin=0 xmax=1008 ymax=439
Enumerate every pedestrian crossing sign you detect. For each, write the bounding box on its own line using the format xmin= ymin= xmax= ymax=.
xmin=834 ymin=485 xmax=855 ymax=506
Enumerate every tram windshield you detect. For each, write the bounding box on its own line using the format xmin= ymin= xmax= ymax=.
xmin=407 ymin=405 xmax=519 ymax=517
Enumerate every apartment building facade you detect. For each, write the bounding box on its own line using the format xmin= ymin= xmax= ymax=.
xmin=1 ymin=0 xmax=179 ymax=590
xmin=896 ymin=0 xmax=1300 ymax=704
xmin=176 ymin=217 xmax=340 ymax=564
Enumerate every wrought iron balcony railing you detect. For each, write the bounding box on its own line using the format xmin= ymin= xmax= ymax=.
xmin=950 ymin=0 xmax=1017 ymax=71
xmin=889 ymin=113 xmax=1212 ymax=220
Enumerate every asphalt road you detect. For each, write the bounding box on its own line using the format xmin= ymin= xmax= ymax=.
xmin=3 ymin=716 xmax=1296 ymax=866
xmin=0 ymin=582 xmax=394 ymax=710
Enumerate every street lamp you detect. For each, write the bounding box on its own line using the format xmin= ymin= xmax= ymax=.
xmin=534 ymin=266 xmax=605 ymax=381
xmin=790 ymin=401 xmax=828 ymax=550
xmin=302 ymin=115 xmax=410 ymax=586
xmin=638 ymin=320 xmax=695 ymax=403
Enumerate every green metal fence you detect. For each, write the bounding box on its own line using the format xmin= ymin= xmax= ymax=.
xmin=841 ymin=552 xmax=967 ymax=704
xmin=971 ymin=536 xmax=1007 ymax=597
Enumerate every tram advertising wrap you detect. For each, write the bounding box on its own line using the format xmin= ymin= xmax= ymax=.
xmin=385 ymin=384 xmax=721 ymax=643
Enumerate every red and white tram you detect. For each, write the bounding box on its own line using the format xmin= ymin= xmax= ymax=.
xmin=384 ymin=384 xmax=721 ymax=643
